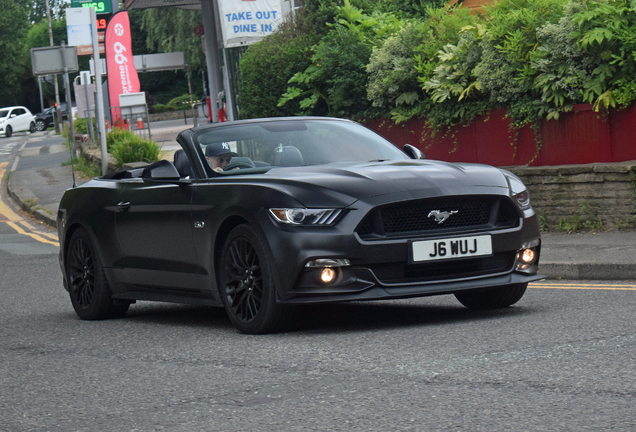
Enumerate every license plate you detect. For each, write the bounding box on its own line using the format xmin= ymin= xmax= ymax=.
xmin=411 ymin=235 xmax=492 ymax=263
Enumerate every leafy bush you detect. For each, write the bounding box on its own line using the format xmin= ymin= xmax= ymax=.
xmin=367 ymin=22 xmax=426 ymax=111
xmin=238 ymin=0 xmax=636 ymax=145
xmin=152 ymin=94 xmax=194 ymax=112
xmin=571 ymin=0 xmax=636 ymax=110
xmin=106 ymin=128 xmax=161 ymax=167
xmin=239 ymin=21 xmax=317 ymax=119
xmin=73 ymin=117 xmax=98 ymax=138
xmin=278 ymin=1 xmax=403 ymax=118
xmin=278 ymin=25 xmax=374 ymax=117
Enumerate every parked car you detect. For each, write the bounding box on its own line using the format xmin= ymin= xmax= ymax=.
xmin=34 ymin=102 xmax=76 ymax=131
xmin=57 ymin=117 xmax=543 ymax=334
xmin=0 ymin=106 xmax=36 ymax=137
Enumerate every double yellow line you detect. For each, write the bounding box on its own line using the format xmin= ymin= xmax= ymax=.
xmin=0 ymin=162 xmax=59 ymax=246
xmin=530 ymin=282 xmax=636 ymax=291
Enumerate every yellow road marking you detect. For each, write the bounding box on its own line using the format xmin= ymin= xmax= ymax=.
xmin=0 ymin=163 xmax=22 ymax=222
xmin=18 ymin=220 xmax=58 ymax=240
xmin=0 ymin=162 xmax=59 ymax=247
xmin=6 ymin=221 xmax=59 ymax=246
xmin=530 ymin=283 xmax=636 ymax=291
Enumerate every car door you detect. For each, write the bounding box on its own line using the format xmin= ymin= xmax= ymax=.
xmin=15 ymin=108 xmax=29 ymax=131
xmin=114 ymin=178 xmax=201 ymax=295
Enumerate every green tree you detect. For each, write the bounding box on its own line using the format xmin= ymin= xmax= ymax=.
xmin=239 ymin=20 xmax=317 ymax=118
xmin=0 ymin=0 xmax=30 ymax=105
xmin=142 ymin=8 xmax=206 ymax=73
xmin=30 ymin=0 xmax=68 ymax=24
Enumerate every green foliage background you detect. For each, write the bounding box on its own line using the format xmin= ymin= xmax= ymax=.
xmin=238 ymin=0 xmax=636 ymax=139
xmin=3 ymin=4 xmax=204 ymax=113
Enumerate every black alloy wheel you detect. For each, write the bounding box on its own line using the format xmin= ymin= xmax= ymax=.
xmin=29 ymin=122 xmax=36 ymax=133
xmin=220 ymin=225 xmax=289 ymax=334
xmin=66 ymin=228 xmax=129 ymax=320
xmin=5 ymin=125 xmax=12 ymax=138
xmin=35 ymin=120 xmax=46 ymax=131
xmin=454 ymin=283 xmax=528 ymax=309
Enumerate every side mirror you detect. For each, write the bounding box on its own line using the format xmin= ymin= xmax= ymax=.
xmin=403 ymin=144 xmax=425 ymax=159
xmin=142 ymin=160 xmax=181 ymax=181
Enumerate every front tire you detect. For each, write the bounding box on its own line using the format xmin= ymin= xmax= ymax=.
xmin=29 ymin=122 xmax=36 ymax=133
xmin=219 ymin=225 xmax=290 ymax=334
xmin=35 ymin=120 xmax=46 ymax=131
xmin=5 ymin=125 xmax=12 ymax=138
xmin=455 ymin=283 xmax=528 ymax=309
xmin=66 ymin=228 xmax=129 ymax=320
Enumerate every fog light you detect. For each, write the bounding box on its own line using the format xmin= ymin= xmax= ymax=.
xmin=320 ymin=267 xmax=336 ymax=284
xmin=520 ymin=248 xmax=536 ymax=263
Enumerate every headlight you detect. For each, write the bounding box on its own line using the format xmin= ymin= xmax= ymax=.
xmin=502 ymin=170 xmax=531 ymax=210
xmin=269 ymin=208 xmax=343 ymax=225
xmin=513 ymin=189 xmax=531 ymax=210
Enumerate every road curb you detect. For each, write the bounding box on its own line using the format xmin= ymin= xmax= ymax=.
xmin=6 ymin=133 xmax=58 ymax=228
xmin=539 ymin=263 xmax=636 ymax=281
xmin=6 ymin=172 xmax=57 ymax=228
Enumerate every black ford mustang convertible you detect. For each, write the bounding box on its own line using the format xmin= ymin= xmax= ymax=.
xmin=58 ymin=117 xmax=543 ymax=333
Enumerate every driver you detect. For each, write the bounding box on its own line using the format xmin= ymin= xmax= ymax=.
xmin=205 ymin=142 xmax=238 ymax=173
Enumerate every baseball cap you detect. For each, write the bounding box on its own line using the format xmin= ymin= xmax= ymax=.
xmin=205 ymin=142 xmax=238 ymax=157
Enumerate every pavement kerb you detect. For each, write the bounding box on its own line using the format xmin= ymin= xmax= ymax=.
xmin=539 ymin=263 xmax=636 ymax=280
xmin=5 ymin=134 xmax=59 ymax=228
xmin=7 ymin=176 xmax=58 ymax=228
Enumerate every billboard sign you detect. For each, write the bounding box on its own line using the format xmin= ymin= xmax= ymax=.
xmin=30 ymin=46 xmax=79 ymax=76
xmin=67 ymin=7 xmax=93 ymax=47
xmin=217 ymin=0 xmax=285 ymax=48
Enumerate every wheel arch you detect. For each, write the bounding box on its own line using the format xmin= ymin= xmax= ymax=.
xmin=213 ymin=215 xmax=250 ymax=284
xmin=212 ymin=211 xmax=284 ymax=299
xmin=61 ymin=220 xmax=111 ymax=287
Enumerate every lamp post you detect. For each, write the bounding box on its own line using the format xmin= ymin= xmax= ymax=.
xmin=45 ymin=0 xmax=63 ymax=133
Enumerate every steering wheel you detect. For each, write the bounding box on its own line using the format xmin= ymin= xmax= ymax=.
xmin=223 ymin=161 xmax=256 ymax=171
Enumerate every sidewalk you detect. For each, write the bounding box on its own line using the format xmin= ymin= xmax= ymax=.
xmin=5 ymin=125 xmax=636 ymax=281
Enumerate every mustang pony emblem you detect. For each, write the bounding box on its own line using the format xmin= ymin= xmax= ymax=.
xmin=428 ymin=210 xmax=459 ymax=224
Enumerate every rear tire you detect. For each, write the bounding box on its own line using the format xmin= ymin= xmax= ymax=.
xmin=5 ymin=125 xmax=12 ymax=138
xmin=66 ymin=228 xmax=129 ymax=319
xmin=35 ymin=120 xmax=46 ymax=131
xmin=455 ymin=283 xmax=528 ymax=309
xmin=219 ymin=224 xmax=290 ymax=334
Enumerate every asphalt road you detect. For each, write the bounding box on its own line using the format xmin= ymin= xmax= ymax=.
xmin=2 ymin=130 xmax=636 ymax=431
xmin=0 ymin=205 xmax=635 ymax=431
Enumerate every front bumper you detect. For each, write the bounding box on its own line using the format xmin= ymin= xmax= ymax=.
xmin=259 ymin=203 xmax=543 ymax=304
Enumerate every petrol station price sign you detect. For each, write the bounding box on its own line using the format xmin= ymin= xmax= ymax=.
xmin=70 ymin=0 xmax=112 ymax=32
xmin=70 ymin=0 xmax=112 ymax=15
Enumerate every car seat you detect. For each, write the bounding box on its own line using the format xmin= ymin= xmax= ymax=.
xmin=273 ymin=146 xmax=304 ymax=167
xmin=173 ymin=149 xmax=193 ymax=178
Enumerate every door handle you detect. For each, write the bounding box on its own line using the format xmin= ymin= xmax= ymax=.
xmin=117 ymin=201 xmax=131 ymax=212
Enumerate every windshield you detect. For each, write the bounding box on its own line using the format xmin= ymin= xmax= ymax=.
xmin=192 ymin=119 xmax=408 ymax=171
xmin=0 ymin=110 xmax=8 ymax=119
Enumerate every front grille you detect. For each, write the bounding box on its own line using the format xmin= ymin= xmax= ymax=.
xmin=368 ymin=252 xmax=516 ymax=283
xmin=356 ymin=196 xmax=519 ymax=239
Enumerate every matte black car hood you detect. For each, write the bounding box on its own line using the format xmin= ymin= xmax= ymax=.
xmin=252 ymin=160 xmax=511 ymax=207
